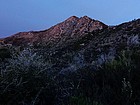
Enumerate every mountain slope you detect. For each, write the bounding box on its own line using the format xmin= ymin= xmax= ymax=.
xmin=2 ymin=16 xmax=107 ymax=46
xmin=1 ymin=16 xmax=140 ymax=105
xmin=42 ymin=18 xmax=140 ymax=65
xmin=1 ymin=16 xmax=140 ymax=63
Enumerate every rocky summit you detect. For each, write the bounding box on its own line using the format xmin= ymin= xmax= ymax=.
xmin=1 ymin=16 xmax=107 ymax=46
xmin=1 ymin=16 xmax=140 ymax=60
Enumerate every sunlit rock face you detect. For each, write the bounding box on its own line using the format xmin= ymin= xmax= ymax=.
xmin=1 ymin=16 xmax=107 ymax=46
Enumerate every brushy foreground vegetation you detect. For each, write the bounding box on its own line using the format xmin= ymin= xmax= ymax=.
xmin=0 ymin=46 xmax=140 ymax=105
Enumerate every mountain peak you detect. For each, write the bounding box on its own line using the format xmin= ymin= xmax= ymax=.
xmin=2 ymin=15 xmax=108 ymax=46
xmin=66 ymin=16 xmax=79 ymax=21
xmin=81 ymin=16 xmax=93 ymax=20
xmin=66 ymin=16 xmax=93 ymax=22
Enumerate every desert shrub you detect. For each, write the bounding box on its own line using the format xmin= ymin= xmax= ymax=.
xmin=69 ymin=95 xmax=102 ymax=105
xmin=1 ymin=46 xmax=140 ymax=105
xmin=0 ymin=48 xmax=56 ymax=105
xmin=0 ymin=47 xmax=11 ymax=60
xmin=93 ymin=50 xmax=140 ymax=105
xmin=61 ymin=50 xmax=140 ymax=105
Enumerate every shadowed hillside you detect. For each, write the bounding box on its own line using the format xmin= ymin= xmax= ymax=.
xmin=1 ymin=16 xmax=140 ymax=105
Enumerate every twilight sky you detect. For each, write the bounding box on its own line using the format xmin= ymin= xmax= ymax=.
xmin=0 ymin=0 xmax=140 ymax=38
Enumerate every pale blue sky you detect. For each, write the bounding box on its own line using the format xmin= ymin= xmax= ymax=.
xmin=0 ymin=0 xmax=140 ymax=38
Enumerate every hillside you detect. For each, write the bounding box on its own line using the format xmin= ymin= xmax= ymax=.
xmin=1 ymin=16 xmax=107 ymax=47
xmin=1 ymin=16 xmax=140 ymax=105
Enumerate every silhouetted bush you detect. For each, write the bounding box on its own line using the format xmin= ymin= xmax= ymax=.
xmin=1 ymin=47 xmax=140 ymax=105
xmin=0 ymin=47 xmax=11 ymax=60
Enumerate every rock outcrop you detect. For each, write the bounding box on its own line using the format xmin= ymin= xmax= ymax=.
xmin=2 ymin=16 xmax=107 ymax=46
